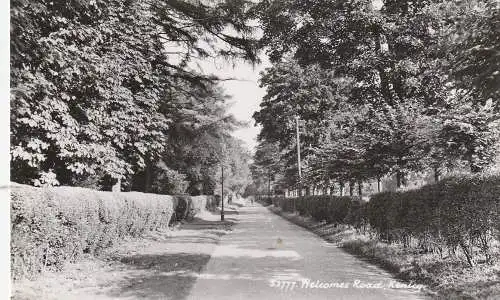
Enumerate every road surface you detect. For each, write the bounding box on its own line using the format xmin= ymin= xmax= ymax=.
xmin=12 ymin=202 xmax=429 ymax=300
xmin=187 ymin=203 xmax=428 ymax=300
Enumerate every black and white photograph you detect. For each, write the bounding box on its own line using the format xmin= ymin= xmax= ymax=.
xmin=5 ymin=0 xmax=500 ymax=299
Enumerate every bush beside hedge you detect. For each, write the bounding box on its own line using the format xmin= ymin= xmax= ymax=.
xmin=191 ymin=195 xmax=218 ymax=214
xmin=10 ymin=184 xmax=216 ymax=279
xmin=173 ymin=195 xmax=218 ymax=221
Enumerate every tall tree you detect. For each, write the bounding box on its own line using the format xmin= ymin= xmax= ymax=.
xmin=253 ymin=0 xmax=499 ymax=192
xmin=10 ymin=0 xmax=259 ymax=188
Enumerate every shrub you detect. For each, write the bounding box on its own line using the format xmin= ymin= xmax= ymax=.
xmin=345 ymin=199 xmax=368 ymax=230
xmin=172 ymin=195 xmax=192 ymax=222
xmin=269 ymin=195 xmax=360 ymax=225
xmin=11 ymin=183 xmax=215 ymax=279
xmin=259 ymin=196 xmax=273 ymax=206
xmin=368 ymin=174 xmax=500 ymax=266
xmin=303 ymin=196 xmax=358 ymax=224
xmin=191 ymin=195 xmax=218 ymax=214
xmin=151 ymin=164 xmax=189 ymax=195
xmin=264 ymin=174 xmax=499 ymax=267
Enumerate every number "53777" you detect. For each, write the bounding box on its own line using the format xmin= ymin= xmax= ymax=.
xmin=269 ymin=279 xmax=298 ymax=291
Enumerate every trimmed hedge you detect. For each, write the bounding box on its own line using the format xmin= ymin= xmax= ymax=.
xmin=10 ymin=184 xmax=216 ymax=279
xmin=266 ymin=174 xmax=499 ymax=266
xmin=272 ymin=195 xmax=363 ymax=226
xmin=368 ymin=175 xmax=500 ymax=265
xmin=255 ymin=195 xmax=273 ymax=206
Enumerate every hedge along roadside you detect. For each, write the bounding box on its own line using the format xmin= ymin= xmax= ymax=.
xmin=264 ymin=174 xmax=500 ymax=267
xmin=368 ymin=175 xmax=500 ymax=267
xmin=10 ymin=183 xmax=217 ymax=280
xmin=268 ymin=195 xmax=361 ymax=226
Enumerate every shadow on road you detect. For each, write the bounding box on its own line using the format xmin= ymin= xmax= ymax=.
xmin=106 ymin=251 xmax=306 ymax=299
xmin=99 ymin=209 xmax=242 ymax=299
xmin=106 ymin=253 xmax=212 ymax=300
xmin=180 ymin=217 xmax=236 ymax=231
xmin=204 ymin=207 xmax=240 ymax=216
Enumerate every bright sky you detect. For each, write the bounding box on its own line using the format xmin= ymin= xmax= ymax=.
xmin=196 ymin=55 xmax=270 ymax=152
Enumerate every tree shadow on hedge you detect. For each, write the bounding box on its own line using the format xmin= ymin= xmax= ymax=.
xmin=105 ymin=253 xmax=212 ymax=300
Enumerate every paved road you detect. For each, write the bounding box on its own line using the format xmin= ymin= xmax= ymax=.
xmin=188 ymin=203 xmax=428 ymax=300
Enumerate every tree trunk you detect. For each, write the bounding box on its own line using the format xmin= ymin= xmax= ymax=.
xmin=339 ymin=181 xmax=344 ymax=196
xmin=396 ymin=171 xmax=401 ymax=189
xmin=434 ymin=166 xmax=440 ymax=182
xmin=268 ymin=172 xmax=271 ymax=198
xmin=144 ymin=157 xmax=152 ymax=193
xmin=349 ymin=181 xmax=355 ymax=196
xmin=358 ymin=180 xmax=363 ymax=198
xmin=112 ymin=178 xmax=121 ymax=192
xmin=459 ymin=239 xmax=475 ymax=267
xmin=374 ymin=33 xmax=395 ymax=106
xmin=377 ymin=176 xmax=381 ymax=192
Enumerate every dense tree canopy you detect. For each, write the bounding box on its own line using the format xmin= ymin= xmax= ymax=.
xmin=251 ymin=0 xmax=499 ymax=194
xmin=10 ymin=0 xmax=257 ymax=193
xmin=10 ymin=0 xmax=499 ymax=197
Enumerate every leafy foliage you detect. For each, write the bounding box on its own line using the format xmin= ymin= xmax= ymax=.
xmin=251 ymin=0 xmax=500 ymax=193
xmin=11 ymin=0 xmax=257 ymax=192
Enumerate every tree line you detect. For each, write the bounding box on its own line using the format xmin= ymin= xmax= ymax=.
xmin=10 ymin=0 xmax=256 ymax=196
xmin=251 ymin=0 xmax=499 ymax=195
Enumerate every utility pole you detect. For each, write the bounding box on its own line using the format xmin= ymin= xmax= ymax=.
xmin=295 ymin=116 xmax=302 ymax=197
xmin=220 ymin=141 xmax=225 ymax=221
xmin=221 ymin=160 xmax=224 ymax=221
xmin=268 ymin=171 xmax=271 ymax=198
